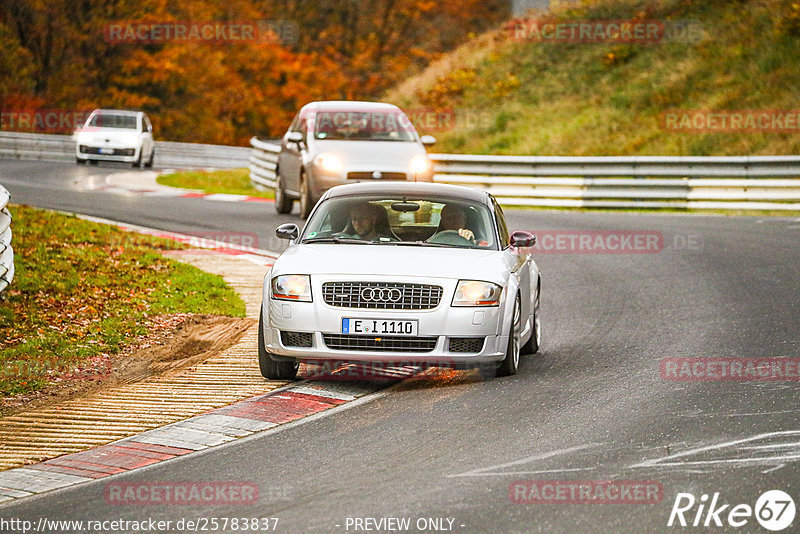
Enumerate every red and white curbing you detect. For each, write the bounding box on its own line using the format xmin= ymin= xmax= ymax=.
xmin=0 ymin=216 xmax=425 ymax=504
xmin=0 ymin=381 xmax=386 ymax=503
xmin=75 ymin=214 xmax=277 ymax=265
xmin=73 ymin=169 xmax=273 ymax=203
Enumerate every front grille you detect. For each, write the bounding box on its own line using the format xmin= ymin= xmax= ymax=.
xmin=323 ymin=334 xmax=437 ymax=353
xmin=322 ymin=282 xmax=443 ymax=310
xmin=280 ymin=331 xmax=313 ymax=348
xmin=347 ymin=171 xmax=407 ymax=181
xmin=79 ymin=146 xmax=134 ymax=156
xmin=448 ymin=337 xmax=485 ymax=353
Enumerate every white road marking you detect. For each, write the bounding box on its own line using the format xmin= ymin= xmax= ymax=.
xmin=448 ymin=443 xmax=602 ymax=478
xmin=631 ymin=430 xmax=800 ymax=469
xmin=762 ymin=463 xmax=786 ymax=474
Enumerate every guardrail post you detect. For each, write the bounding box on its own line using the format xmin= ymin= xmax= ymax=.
xmin=248 ymin=137 xmax=281 ymax=190
xmin=0 ymin=183 xmax=14 ymax=294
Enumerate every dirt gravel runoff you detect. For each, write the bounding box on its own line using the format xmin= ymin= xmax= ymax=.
xmin=0 ymin=251 xmax=288 ymax=470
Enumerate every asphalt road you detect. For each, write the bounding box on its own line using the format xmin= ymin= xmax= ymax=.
xmin=1 ymin=160 xmax=800 ymax=533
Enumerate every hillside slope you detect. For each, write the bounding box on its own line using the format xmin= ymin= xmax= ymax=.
xmin=386 ymin=0 xmax=800 ymax=156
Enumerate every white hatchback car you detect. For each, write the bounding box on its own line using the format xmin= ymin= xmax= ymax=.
xmin=274 ymin=101 xmax=436 ymax=218
xmin=75 ymin=109 xmax=155 ymax=167
xmin=259 ymin=182 xmax=541 ymax=380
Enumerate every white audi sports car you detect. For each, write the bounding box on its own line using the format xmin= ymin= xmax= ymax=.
xmin=259 ymin=182 xmax=541 ymax=380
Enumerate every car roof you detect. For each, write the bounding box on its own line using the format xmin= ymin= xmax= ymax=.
xmin=324 ymin=181 xmax=491 ymax=204
xmin=90 ymin=109 xmax=143 ymax=116
xmin=302 ymin=101 xmax=401 ymax=112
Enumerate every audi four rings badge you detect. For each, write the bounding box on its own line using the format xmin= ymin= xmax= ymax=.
xmin=361 ymin=287 xmax=402 ymax=302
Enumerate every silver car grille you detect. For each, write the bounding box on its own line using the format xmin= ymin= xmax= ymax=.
xmin=321 ymin=282 xmax=443 ymax=310
xmin=323 ymin=334 xmax=437 ymax=352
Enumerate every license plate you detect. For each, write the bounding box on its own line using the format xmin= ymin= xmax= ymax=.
xmin=99 ymin=147 xmax=114 ymax=154
xmin=342 ymin=318 xmax=418 ymax=336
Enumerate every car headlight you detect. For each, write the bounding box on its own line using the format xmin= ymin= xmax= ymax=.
xmin=409 ymin=155 xmax=431 ymax=175
xmin=452 ymin=280 xmax=502 ymax=307
xmin=271 ymin=275 xmax=312 ymax=302
xmin=315 ymin=153 xmax=343 ymax=173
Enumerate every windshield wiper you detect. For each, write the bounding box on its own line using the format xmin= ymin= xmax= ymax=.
xmin=301 ymin=236 xmax=370 ymax=244
xmin=378 ymin=241 xmax=454 ymax=248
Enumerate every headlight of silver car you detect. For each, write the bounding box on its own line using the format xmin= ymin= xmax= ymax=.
xmin=409 ymin=155 xmax=431 ymax=175
xmin=271 ymin=275 xmax=312 ymax=302
xmin=451 ymin=280 xmax=502 ymax=307
xmin=314 ymin=153 xmax=343 ymax=174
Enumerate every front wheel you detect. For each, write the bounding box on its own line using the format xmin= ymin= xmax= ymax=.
xmin=521 ymin=279 xmax=541 ymax=355
xmin=496 ymin=294 xmax=522 ymax=377
xmin=258 ymin=310 xmax=299 ymax=380
xmin=274 ymin=170 xmax=293 ymax=214
xmin=298 ymin=172 xmax=313 ymax=219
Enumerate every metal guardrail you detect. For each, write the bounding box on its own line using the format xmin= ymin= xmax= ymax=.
xmin=249 ymin=138 xmax=800 ymax=210
xmin=431 ymin=154 xmax=800 ymax=210
xmin=0 ymin=183 xmax=14 ymax=294
xmin=0 ymin=131 xmax=250 ymax=168
xmin=3 ymin=132 xmax=798 ymax=210
xmin=248 ymin=137 xmax=281 ymax=190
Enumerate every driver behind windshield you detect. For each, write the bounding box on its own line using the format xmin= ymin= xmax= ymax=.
xmin=437 ymin=204 xmax=476 ymax=243
xmin=340 ymin=203 xmax=395 ymax=241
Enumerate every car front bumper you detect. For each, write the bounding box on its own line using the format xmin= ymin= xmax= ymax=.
xmin=76 ymin=144 xmax=140 ymax=163
xmin=308 ymin=165 xmax=434 ymax=202
xmin=262 ymin=275 xmax=511 ymax=364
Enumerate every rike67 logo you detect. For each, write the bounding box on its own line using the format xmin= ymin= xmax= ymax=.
xmin=668 ymin=490 xmax=796 ymax=531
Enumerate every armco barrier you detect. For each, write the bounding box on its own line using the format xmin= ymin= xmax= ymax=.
xmin=248 ymin=136 xmax=281 ymax=190
xmin=0 ymin=131 xmax=250 ymax=169
xmin=248 ymin=139 xmax=800 ymax=210
xmin=431 ymin=154 xmax=800 ymax=210
xmin=0 ymin=183 xmax=14 ymax=294
xmin=3 ymin=131 xmax=799 ymax=210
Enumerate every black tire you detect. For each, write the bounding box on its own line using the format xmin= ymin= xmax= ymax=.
xmin=298 ymin=172 xmax=313 ymax=219
xmin=132 ymin=150 xmax=142 ymax=168
xmin=274 ymin=170 xmax=293 ymax=214
xmin=520 ymin=278 xmax=541 ymax=355
xmin=76 ymin=157 xmax=86 ymax=165
xmin=258 ymin=310 xmax=299 ymax=380
xmin=496 ymin=294 xmax=522 ymax=377
xmin=144 ymin=149 xmax=155 ymax=168
xmin=88 ymin=159 xmax=97 ymax=165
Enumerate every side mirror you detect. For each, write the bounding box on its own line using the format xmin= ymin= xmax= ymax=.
xmin=287 ymin=131 xmax=303 ymax=144
xmin=420 ymin=135 xmax=437 ymax=146
xmin=276 ymin=223 xmax=299 ymax=241
xmin=510 ymin=230 xmax=536 ymax=248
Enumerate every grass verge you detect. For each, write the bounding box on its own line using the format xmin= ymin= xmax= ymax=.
xmin=387 ymin=0 xmax=800 ymax=157
xmin=157 ymin=168 xmax=273 ymax=199
xmin=0 ymin=205 xmax=246 ymax=396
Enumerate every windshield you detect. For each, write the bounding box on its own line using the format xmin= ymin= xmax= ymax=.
xmin=300 ymin=195 xmax=497 ymax=250
xmin=87 ymin=113 xmax=137 ymax=129
xmin=311 ymin=110 xmax=417 ymax=142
